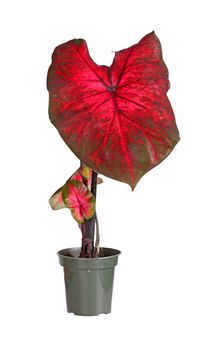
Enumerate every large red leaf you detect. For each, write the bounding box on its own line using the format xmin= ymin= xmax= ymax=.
xmin=47 ymin=32 xmax=180 ymax=189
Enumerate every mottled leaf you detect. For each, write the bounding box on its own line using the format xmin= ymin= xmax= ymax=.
xmin=47 ymin=32 xmax=180 ymax=189
xmin=62 ymin=180 xmax=95 ymax=223
xmin=49 ymin=165 xmax=101 ymax=217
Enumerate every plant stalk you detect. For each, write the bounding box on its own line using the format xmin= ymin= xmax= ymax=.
xmin=80 ymin=168 xmax=97 ymax=258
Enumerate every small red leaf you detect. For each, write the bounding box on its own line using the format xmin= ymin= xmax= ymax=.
xmin=49 ymin=165 xmax=96 ymax=223
xmin=47 ymin=32 xmax=180 ymax=189
xmin=62 ymin=180 xmax=95 ymax=223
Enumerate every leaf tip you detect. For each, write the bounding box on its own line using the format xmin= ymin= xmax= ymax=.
xmin=73 ymin=38 xmax=85 ymax=47
xmin=97 ymin=177 xmax=103 ymax=185
xmin=71 ymin=210 xmax=84 ymax=224
xmin=130 ymin=184 xmax=136 ymax=192
xmin=48 ymin=197 xmax=54 ymax=209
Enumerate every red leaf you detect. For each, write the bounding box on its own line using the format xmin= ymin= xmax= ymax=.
xmin=47 ymin=32 xmax=180 ymax=189
xmin=49 ymin=164 xmax=103 ymax=224
xmin=62 ymin=180 xmax=95 ymax=223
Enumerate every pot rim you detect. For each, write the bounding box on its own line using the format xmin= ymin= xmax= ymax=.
xmin=57 ymin=247 xmax=121 ymax=261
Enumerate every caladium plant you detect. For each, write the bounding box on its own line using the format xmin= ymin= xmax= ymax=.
xmin=47 ymin=32 xmax=180 ymax=258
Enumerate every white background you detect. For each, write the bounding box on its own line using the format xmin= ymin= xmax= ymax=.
xmin=1 ymin=0 xmax=220 ymax=349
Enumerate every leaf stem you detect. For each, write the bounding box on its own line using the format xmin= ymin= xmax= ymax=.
xmin=80 ymin=164 xmax=98 ymax=258
xmin=94 ymin=212 xmax=100 ymax=257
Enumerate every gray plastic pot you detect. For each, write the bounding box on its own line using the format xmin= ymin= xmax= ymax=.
xmin=58 ymin=247 xmax=121 ymax=316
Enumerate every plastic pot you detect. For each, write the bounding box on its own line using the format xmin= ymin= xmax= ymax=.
xmin=57 ymin=247 xmax=121 ymax=316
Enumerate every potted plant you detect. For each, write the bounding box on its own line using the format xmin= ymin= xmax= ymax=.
xmin=47 ymin=31 xmax=180 ymax=316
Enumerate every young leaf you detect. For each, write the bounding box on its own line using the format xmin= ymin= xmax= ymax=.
xmin=80 ymin=164 xmax=92 ymax=187
xmin=49 ymin=165 xmax=101 ymax=216
xmin=62 ymin=180 xmax=95 ymax=223
xmin=49 ymin=169 xmax=83 ymax=210
xmin=47 ymin=32 xmax=180 ymax=189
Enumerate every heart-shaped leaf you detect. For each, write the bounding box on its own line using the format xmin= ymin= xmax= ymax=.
xmin=47 ymin=32 xmax=180 ymax=189
xmin=62 ymin=180 xmax=95 ymax=223
xmin=49 ymin=165 xmax=102 ymax=223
